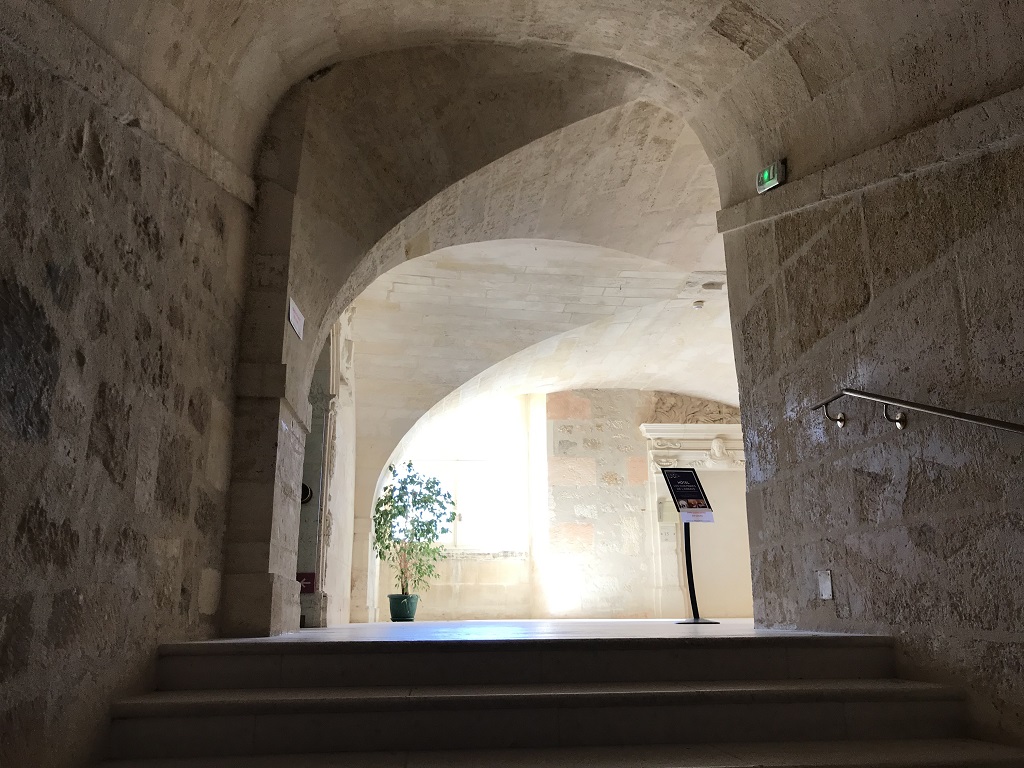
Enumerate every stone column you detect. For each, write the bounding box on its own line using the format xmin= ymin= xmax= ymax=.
xmin=220 ymin=87 xmax=311 ymax=636
xmin=322 ymin=315 xmax=357 ymax=625
xmin=300 ymin=388 xmax=335 ymax=629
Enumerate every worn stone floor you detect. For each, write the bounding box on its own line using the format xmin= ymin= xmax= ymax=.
xmin=173 ymin=618 xmax=852 ymax=646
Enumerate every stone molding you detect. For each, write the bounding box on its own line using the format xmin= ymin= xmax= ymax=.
xmin=640 ymin=423 xmax=745 ymax=471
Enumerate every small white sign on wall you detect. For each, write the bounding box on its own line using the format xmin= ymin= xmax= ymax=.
xmin=288 ymin=298 xmax=305 ymax=340
xmin=816 ymin=569 xmax=834 ymax=600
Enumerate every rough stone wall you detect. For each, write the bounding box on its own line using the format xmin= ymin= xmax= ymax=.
xmin=0 ymin=19 xmax=248 ymax=768
xmin=724 ymin=84 xmax=1024 ymax=742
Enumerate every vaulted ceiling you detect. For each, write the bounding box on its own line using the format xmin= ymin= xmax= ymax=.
xmin=47 ymin=1 xmax=1020 ymax=206
xmin=40 ymin=0 xmax=1024 ymax=499
xmin=350 ymin=239 xmax=733 ymax=481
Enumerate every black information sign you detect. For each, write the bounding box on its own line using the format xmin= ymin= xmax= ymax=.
xmin=659 ymin=467 xmax=719 ymax=625
xmin=660 ymin=467 xmax=714 ymax=523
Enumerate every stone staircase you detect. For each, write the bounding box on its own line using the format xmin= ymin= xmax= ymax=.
xmin=101 ymin=634 xmax=1024 ymax=766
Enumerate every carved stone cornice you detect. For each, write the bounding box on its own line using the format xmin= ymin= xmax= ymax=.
xmin=640 ymin=423 xmax=745 ymax=471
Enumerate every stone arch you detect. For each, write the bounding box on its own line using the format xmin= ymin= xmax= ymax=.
xmin=339 ymin=237 xmax=734 ymax=616
xmin=220 ymin=43 xmax=726 ymax=633
xmin=198 ymin=7 xmax=1024 ymax=661
xmin=343 ymin=234 xmax=736 ymax=514
xmin=302 ymin=99 xmax=720 ymax=398
xmin=5 ymin=0 xmax=1024 ymax=747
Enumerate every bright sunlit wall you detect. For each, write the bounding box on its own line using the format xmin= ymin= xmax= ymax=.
xmin=377 ymin=394 xmax=542 ymax=620
xmin=376 ymin=389 xmax=752 ymax=621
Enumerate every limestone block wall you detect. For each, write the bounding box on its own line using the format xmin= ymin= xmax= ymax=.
xmin=0 ymin=9 xmax=249 ymax=768
xmin=544 ymin=390 xmax=656 ymax=618
xmin=723 ymin=83 xmax=1024 ymax=741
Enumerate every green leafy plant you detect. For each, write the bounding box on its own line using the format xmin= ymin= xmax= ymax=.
xmin=372 ymin=461 xmax=456 ymax=595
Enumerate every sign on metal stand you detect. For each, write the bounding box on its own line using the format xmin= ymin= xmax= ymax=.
xmin=660 ymin=467 xmax=720 ymax=625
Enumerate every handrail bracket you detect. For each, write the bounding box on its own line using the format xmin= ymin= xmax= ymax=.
xmin=882 ymin=403 xmax=907 ymax=430
xmin=821 ymin=400 xmax=846 ymax=429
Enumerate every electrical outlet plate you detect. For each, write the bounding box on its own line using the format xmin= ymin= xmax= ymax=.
xmin=816 ymin=569 xmax=833 ymax=600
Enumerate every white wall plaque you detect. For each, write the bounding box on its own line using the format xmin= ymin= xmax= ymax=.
xmin=817 ymin=569 xmax=834 ymax=600
xmin=289 ymin=298 xmax=305 ymax=340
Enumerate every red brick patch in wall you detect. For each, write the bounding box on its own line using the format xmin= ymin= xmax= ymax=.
xmin=627 ymin=455 xmax=649 ymax=485
xmin=547 ymin=391 xmax=592 ymax=420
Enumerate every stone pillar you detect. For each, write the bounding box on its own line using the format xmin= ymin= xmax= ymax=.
xmin=220 ymin=87 xmax=311 ymax=637
xmin=348 ymin=513 xmax=379 ymax=623
xmin=221 ymin=394 xmax=307 ymax=636
xmin=300 ymin=388 xmax=334 ymax=630
xmin=322 ymin=317 xmax=357 ymax=625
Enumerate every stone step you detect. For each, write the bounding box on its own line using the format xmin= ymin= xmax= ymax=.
xmin=97 ymin=739 xmax=1024 ymax=767
xmin=156 ymin=635 xmax=896 ymax=690
xmin=108 ymin=679 xmax=966 ymax=759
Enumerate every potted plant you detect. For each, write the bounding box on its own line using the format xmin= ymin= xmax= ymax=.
xmin=372 ymin=461 xmax=456 ymax=621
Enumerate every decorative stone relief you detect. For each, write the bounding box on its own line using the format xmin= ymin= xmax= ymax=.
xmin=648 ymin=393 xmax=741 ymax=425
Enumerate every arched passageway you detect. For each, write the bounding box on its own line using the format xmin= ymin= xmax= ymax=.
xmin=220 ymin=63 xmax=727 ymax=636
xmin=4 ymin=3 xmax=1024 ymax=766
xmin=338 ymin=238 xmax=737 ymax=621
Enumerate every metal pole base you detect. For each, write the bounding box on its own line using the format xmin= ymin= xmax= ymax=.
xmin=676 ymin=618 xmax=721 ymax=625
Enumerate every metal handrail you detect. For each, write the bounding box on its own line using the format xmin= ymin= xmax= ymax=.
xmin=811 ymin=388 xmax=1024 ymax=435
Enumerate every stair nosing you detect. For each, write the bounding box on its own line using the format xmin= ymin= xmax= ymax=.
xmin=157 ymin=634 xmax=894 ymax=657
xmin=111 ymin=679 xmax=965 ymax=718
xmin=93 ymin=740 xmax=1024 ymax=768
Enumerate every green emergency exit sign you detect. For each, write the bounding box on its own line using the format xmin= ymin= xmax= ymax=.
xmin=756 ymin=160 xmax=786 ymax=194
